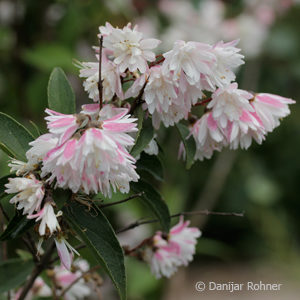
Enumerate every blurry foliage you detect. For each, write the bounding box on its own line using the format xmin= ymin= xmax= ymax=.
xmin=0 ymin=0 xmax=300 ymax=298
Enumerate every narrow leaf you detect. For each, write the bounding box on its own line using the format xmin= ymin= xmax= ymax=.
xmin=29 ymin=120 xmax=42 ymax=138
xmin=131 ymin=180 xmax=170 ymax=232
xmin=136 ymin=153 xmax=164 ymax=182
xmin=0 ymin=175 xmax=12 ymax=199
xmin=176 ymin=123 xmax=196 ymax=169
xmin=47 ymin=67 xmax=76 ymax=114
xmin=0 ymin=259 xmax=34 ymax=293
xmin=63 ymin=201 xmax=126 ymax=300
xmin=130 ymin=118 xmax=154 ymax=158
xmin=0 ymin=213 xmax=35 ymax=241
xmin=0 ymin=113 xmax=34 ymax=160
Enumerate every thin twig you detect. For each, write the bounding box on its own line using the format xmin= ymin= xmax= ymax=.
xmin=129 ymin=80 xmax=148 ymax=114
xmin=116 ymin=209 xmax=244 ymax=234
xmin=98 ymin=36 xmax=104 ymax=109
xmin=100 ymin=192 xmax=144 ymax=208
xmin=193 ymin=98 xmax=212 ymax=107
xmin=18 ymin=241 xmax=56 ymax=300
xmin=59 ymin=265 xmax=101 ymax=297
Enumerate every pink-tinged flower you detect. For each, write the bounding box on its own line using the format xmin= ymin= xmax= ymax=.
xmin=27 ymin=202 xmax=61 ymax=236
xmin=162 ymin=40 xmax=216 ymax=86
xmin=14 ymin=277 xmax=51 ymax=300
xmin=145 ymin=217 xmax=201 ymax=278
xmin=209 ymin=40 xmax=244 ymax=88
xmin=127 ymin=66 xmax=189 ymax=128
xmin=252 ymin=93 xmax=295 ymax=132
xmin=226 ymin=109 xmax=266 ymax=150
xmin=191 ymin=112 xmax=226 ymax=160
xmin=207 ymin=83 xmax=254 ymax=128
xmin=5 ymin=174 xmax=45 ymax=215
xmin=168 ymin=216 xmax=201 ymax=266
xmin=55 ymin=237 xmax=80 ymax=270
xmin=45 ymin=109 xmax=84 ymax=145
xmin=78 ymin=51 xmax=124 ymax=103
xmin=42 ymin=107 xmax=139 ymax=197
xmin=54 ymin=259 xmax=92 ymax=300
xmin=9 ymin=133 xmax=58 ymax=176
xmin=100 ymin=22 xmax=161 ymax=73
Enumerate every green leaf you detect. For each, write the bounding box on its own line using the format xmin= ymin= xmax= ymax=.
xmin=130 ymin=117 xmax=154 ymax=158
xmin=0 ymin=259 xmax=34 ymax=293
xmin=136 ymin=153 xmax=164 ymax=182
xmin=176 ymin=123 xmax=196 ymax=169
xmin=63 ymin=201 xmax=126 ymax=300
xmin=29 ymin=120 xmax=42 ymax=138
xmin=47 ymin=67 xmax=76 ymax=114
xmin=131 ymin=180 xmax=170 ymax=232
xmin=0 ymin=212 xmax=35 ymax=241
xmin=0 ymin=113 xmax=34 ymax=160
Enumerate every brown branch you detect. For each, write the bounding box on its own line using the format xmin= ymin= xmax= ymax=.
xmin=18 ymin=241 xmax=56 ymax=300
xmin=193 ymin=97 xmax=212 ymax=107
xmin=100 ymin=192 xmax=144 ymax=208
xmin=59 ymin=265 xmax=101 ymax=297
xmin=98 ymin=36 xmax=104 ymax=109
xmin=116 ymin=209 xmax=244 ymax=234
xmin=129 ymin=80 xmax=148 ymax=114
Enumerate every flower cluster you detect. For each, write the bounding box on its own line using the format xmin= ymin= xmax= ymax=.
xmin=191 ymin=85 xmax=295 ymax=160
xmin=14 ymin=259 xmax=94 ymax=300
xmin=144 ymin=217 xmax=201 ymax=278
xmin=3 ymin=21 xmax=295 ymax=288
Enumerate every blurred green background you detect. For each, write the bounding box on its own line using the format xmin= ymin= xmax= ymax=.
xmin=0 ymin=0 xmax=300 ymax=299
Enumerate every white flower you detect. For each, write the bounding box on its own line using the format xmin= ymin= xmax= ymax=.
xmin=162 ymin=40 xmax=216 ymax=86
xmin=207 ymin=82 xmax=254 ymax=128
xmin=144 ymin=137 xmax=159 ymax=156
xmin=168 ymin=216 xmax=201 ymax=266
xmin=226 ymin=109 xmax=266 ymax=150
xmin=45 ymin=109 xmax=84 ymax=145
xmin=145 ymin=217 xmax=201 ymax=278
xmin=55 ymin=237 xmax=80 ymax=270
xmin=5 ymin=174 xmax=45 ymax=215
xmin=54 ymin=259 xmax=92 ymax=300
xmin=78 ymin=51 xmax=124 ymax=103
xmin=252 ymin=93 xmax=295 ymax=132
xmin=191 ymin=112 xmax=226 ymax=160
xmin=143 ymin=66 xmax=178 ymax=115
xmin=27 ymin=202 xmax=61 ymax=236
xmin=9 ymin=134 xmax=58 ymax=176
xmin=209 ymin=39 xmax=244 ymax=87
xmin=100 ymin=22 xmax=161 ymax=73
xmin=42 ymin=106 xmax=139 ymax=197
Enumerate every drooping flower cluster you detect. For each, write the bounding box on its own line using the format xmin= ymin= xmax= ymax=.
xmin=191 ymin=84 xmax=295 ymax=160
xmin=14 ymin=259 xmax=93 ymax=300
xmin=144 ymin=217 xmax=201 ymax=278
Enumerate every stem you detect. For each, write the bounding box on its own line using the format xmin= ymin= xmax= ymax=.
xmin=18 ymin=241 xmax=56 ymax=300
xmin=100 ymin=192 xmax=144 ymax=208
xmin=150 ymin=55 xmax=165 ymax=67
xmin=117 ymin=209 xmax=244 ymax=234
xmin=193 ymin=98 xmax=212 ymax=107
xmin=98 ymin=36 xmax=104 ymax=110
xmin=129 ymin=80 xmax=147 ymax=114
